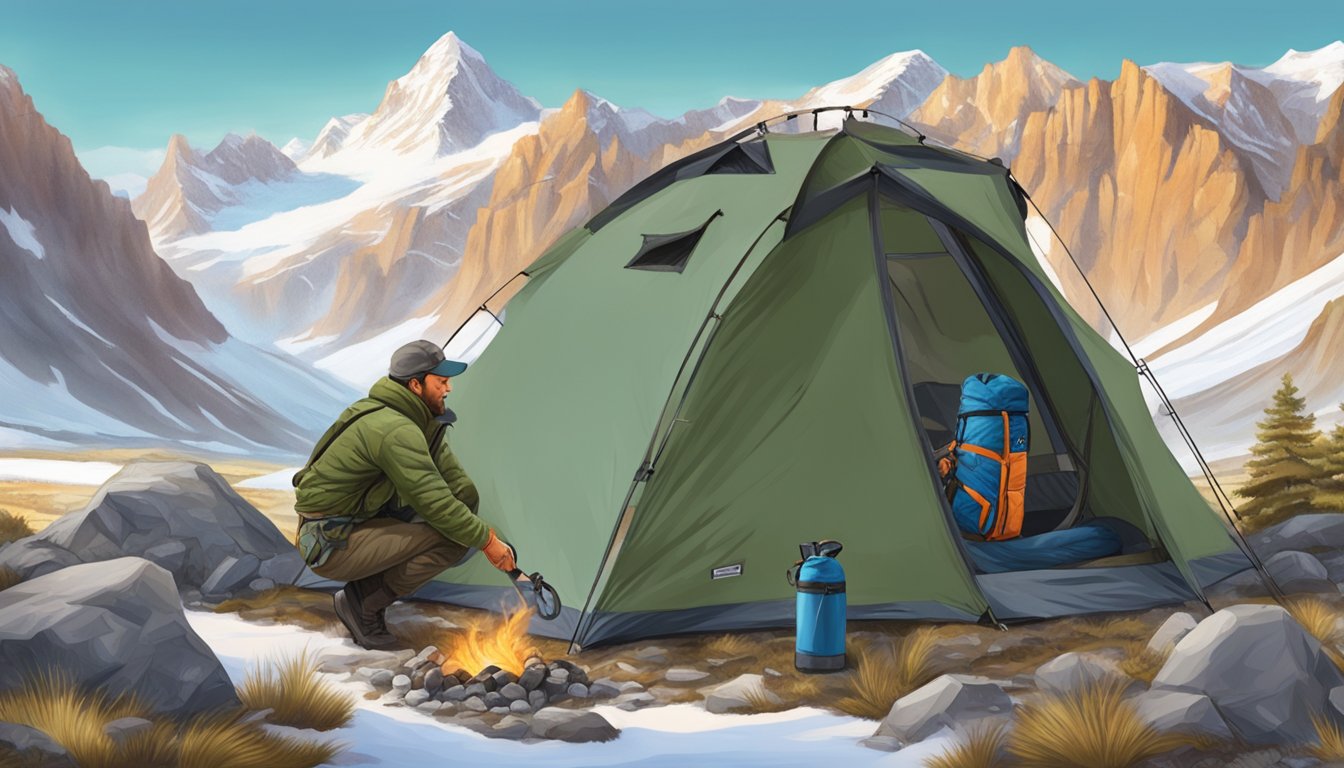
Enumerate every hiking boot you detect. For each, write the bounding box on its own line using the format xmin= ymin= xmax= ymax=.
xmin=333 ymin=575 xmax=398 ymax=649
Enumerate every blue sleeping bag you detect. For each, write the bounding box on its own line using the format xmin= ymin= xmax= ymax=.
xmin=965 ymin=520 xmax=1123 ymax=574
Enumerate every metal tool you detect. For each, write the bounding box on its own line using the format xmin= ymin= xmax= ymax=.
xmin=504 ymin=542 xmax=562 ymax=620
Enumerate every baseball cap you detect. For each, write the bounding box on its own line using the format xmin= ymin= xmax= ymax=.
xmin=389 ymin=340 xmax=468 ymax=379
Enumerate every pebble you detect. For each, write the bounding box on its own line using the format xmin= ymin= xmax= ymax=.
xmin=552 ymin=668 xmax=571 ymax=682
xmin=665 ymin=667 xmax=709 ymax=683
xmin=415 ymin=700 xmax=442 ymax=714
xmin=440 ymin=684 xmax=467 ymax=702
xmin=616 ymin=691 xmax=656 ymax=711
xmin=616 ymin=662 xmax=640 ymax=674
xmin=392 ymin=674 xmax=412 ymax=694
xmin=404 ymin=689 xmax=430 ymax=707
xmin=490 ymin=706 xmax=512 ymax=716
xmin=764 ymin=668 xmax=782 ymax=677
xmin=617 ymin=680 xmax=646 ymax=694
xmin=529 ymin=690 xmax=548 ymax=710
xmin=370 ymin=669 xmax=395 ymax=687
xmin=424 ymin=668 xmax=444 ymax=695
xmin=465 ymin=683 xmax=487 ymax=698
xmin=500 ymin=683 xmax=527 ymax=701
xmin=567 ymin=682 xmax=589 ymax=698
xmin=463 ymin=697 xmax=487 ymax=713
xmin=589 ymin=679 xmax=621 ymax=698
xmin=509 ymin=699 xmax=532 ymax=714
xmin=484 ymin=692 xmax=507 ymax=709
xmin=519 ymin=665 xmax=546 ymax=690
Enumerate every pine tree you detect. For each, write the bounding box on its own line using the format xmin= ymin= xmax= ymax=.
xmin=1315 ymin=404 xmax=1344 ymax=512
xmin=1235 ymin=373 xmax=1327 ymax=522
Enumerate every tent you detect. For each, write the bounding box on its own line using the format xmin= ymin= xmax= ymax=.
xmin=419 ymin=112 xmax=1254 ymax=649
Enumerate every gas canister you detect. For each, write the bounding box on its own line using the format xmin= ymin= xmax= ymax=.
xmin=788 ymin=540 xmax=846 ymax=672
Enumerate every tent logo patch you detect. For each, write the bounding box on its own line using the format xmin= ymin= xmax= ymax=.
xmin=711 ymin=563 xmax=743 ymax=580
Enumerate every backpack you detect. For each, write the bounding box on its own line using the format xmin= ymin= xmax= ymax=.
xmin=937 ymin=373 xmax=1029 ymax=541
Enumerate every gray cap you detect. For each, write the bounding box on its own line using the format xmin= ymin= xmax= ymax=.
xmin=390 ymin=340 xmax=467 ymax=379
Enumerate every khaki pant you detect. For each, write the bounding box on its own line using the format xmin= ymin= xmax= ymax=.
xmin=311 ymin=518 xmax=470 ymax=597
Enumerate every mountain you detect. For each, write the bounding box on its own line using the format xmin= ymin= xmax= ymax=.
xmin=0 ymin=66 xmax=352 ymax=457
xmin=796 ymin=50 xmax=948 ymax=117
xmin=133 ymin=132 xmax=298 ymax=241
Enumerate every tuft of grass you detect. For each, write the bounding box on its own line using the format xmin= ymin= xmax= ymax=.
xmin=1118 ymin=640 xmax=1171 ymax=684
xmin=1007 ymin=676 xmax=1191 ymax=768
xmin=237 ymin=649 xmax=354 ymax=731
xmin=0 ymin=508 xmax=33 ymax=545
xmin=835 ymin=628 xmax=939 ymax=720
xmin=1311 ymin=714 xmax=1344 ymax=761
xmin=213 ymin=586 xmax=335 ymax=632
xmin=706 ymin=633 xmax=753 ymax=658
xmin=177 ymin=711 xmax=342 ymax=768
xmin=1286 ymin=598 xmax=1344 ymax=669
xmin=925 ymin=722 xmax=1011 ymax=768
xmin=0 ymin=566 xmax=22 ymax=592
xmin=0 ymin=670 xmax=146 ymax=768
xmin=741 ymin=684 xmax=792 ymax=714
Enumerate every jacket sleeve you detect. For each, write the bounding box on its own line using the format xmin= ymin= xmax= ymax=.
xmin=436 ymin=441 xmax=480 ymax=515
xmin=376 ymin=422 xmax=490 ymax=549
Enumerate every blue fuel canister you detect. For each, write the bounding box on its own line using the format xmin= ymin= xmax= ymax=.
xmin=790 ymin=540 xmax=846 ymax=672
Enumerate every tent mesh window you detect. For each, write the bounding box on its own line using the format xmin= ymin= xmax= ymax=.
xmin=625 ymin=211 xmax=721 ymax=273
xmin=704 ymin=141 xmax=774 ymax=175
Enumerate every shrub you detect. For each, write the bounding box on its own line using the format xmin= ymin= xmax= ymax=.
xmin=1286 ymin=598 xmax=1344 ymax=669
xmin=177 ymin=711 xmax=343 ymax=768
xmin=1007 ymin=676 xmax=1190 ymax=768
xmin=925 ymin=722 xmax=1010 ymax=768
xmin=236 ymin=649 xmax=354 ymax=731
xmin=835 ymin=628 xmax=938 ymax=719
xmin=1118 ymin=640 xmax=1171 ymax=684
xmin=1311 ymin=714 xmax=1344 ymax=761
xmin=0 ymin=509 xmax=33 ymax=546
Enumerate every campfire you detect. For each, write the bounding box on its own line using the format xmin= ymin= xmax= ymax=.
xmin=440 ymin=607 xmax=539 ymax=677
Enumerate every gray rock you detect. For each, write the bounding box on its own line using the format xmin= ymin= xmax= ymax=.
xmin=551 ymin=667 xmax=571 ymax=682
xmin=370 ymin=669 xmax=395 ymax=688
xmin=0 ymin=722 xmax=75 ymax=767
xmin=1153 ymin=604 xmax=1344 ymax=744
xmin=509 ymin=699 xmax=532 ymax=714
xmin=104 ymin=716 xmax=155 ymax=744
xmin=616 ymin=691 xmax=657 ymax=711
xmin=589 ymin=677 xmax=621 ymax=698
xmin=1333 ymin=686 xmax=1344 ymax=720
xmin=705 ymin=674 xmax=781 ymax=714
xmin=616 ymin=661 xmax=640 ymax=673
xmin=143 ymin=540 xmax=188 ymax=572
xmin=617 ymin=680 xmax=646 ymax=694
xmin=353 ymin=666 xmax=381 ymax=683
xmin=491 ymin=715 xmax=530 ymax=739
xmin=424 ymin=668 xmax=445 ymax=696
xmin=1251 ymin=513 xmax=1344 ymax=554
xmin=257 ymin=551 xmax=306 ymax=585
xmin=1264 ymin=551 xmax=1334 ymax=593
xmin=529 ymin=689 xmax=548 ymax=709
xmin=442 ymin=684 xmax=467 ymax=702
xmin=416 ymin=700 xmax=442 ymax=714
xmin=0 ymin=536 xmax=81 ymax=581
xmin=1148 ymin=612 xmax=1199 ymax=653
xmin=528 ymin=708 xmax=619 ymax=742
xmin=665 ymin=667 xmax=709 ymax=683
xmin=518 ymin=664 xmax=546 ymax=690
xmin=875 ymin=675 xmax=1012 ymax=744
xmin=29 ymin=462 xmax=296 ymax=595
xmin=568 ymin=682 xmax=589 ymax=698
xmin=489 ymin=706 xmax=511 ymax=715
xmin=860 ymin=735 xmax=903 ymax=752
xmin=634 ymin=646 xmax=670 ymax=664
xmin=1034 ymin=652 xmax=1137 ymax=695
xmin=484 ymin=691 xmax=507 ymax=709
xmin=404 ymin=689 xmax=431 ymax=707
xmin=247 ymin=577 xmax=275 ymax=593
xmin=764 ymin=667 xmax=783 ymax=677
xmin=0 ymin=557 xmax=238 ymax=717
xmin=392 ymin=674 xmax=412 ymax=694
xmin=491 ymin=669 xmax=518 ymax=689
xmin=462 ymin=696 xmax=488 ymax=712
xmin=465 ymin=682 xmax=487 ymax=698
xmin=203 ymin=554 xmax=261 ymax=598
xmin=1132 ymin=690 xmax=1232 ymax=739
xmin=406 ymin=646 xmax=438 ymax=669
xmin=500 ymin=682 xmax=527 ymax=701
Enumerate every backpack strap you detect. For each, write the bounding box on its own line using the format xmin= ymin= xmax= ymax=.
xmin=291 ymin=403 xmax=387 ymax=489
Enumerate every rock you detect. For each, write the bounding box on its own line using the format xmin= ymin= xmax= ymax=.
xmin=500 ymin=682 xmax=527 ymax=701
xmin=1264 ymin=551 xmax=1334 ymax=593
xmin=509 ymin=699 xmax=531 ymax=714
xmin=314 ymin=646 xmax=411 ymax=674
xmin=1034 ymin=652 xmax=1138 ymax=695
xmin=484 ymin=691 xmax=507 ymax=709
xmin=28 ymin=462 xmax=295 ymax=595
xmin=404 ymin=689 xmax=431 ymax=707
xmin=518 ymin=664 xmax=546 ymax=690
xmin=462 ymin=696 xmax=487 ymax=712
xmin=705 ymin=674 xmax=781 ymax=714
xmin=408 ymin=646 xmax=439 ymax=666
xmin=465 ymin=682 xmax=487 ymax=698
xmin=544 ymin=676 xmax=570 ymax=697
xmin=370 ymin=669 xmax=395 ymax=688
xmin=1153 ymin=604 xmax=1344 ymax=744
xmin=441 ymin=684 xmax=467 ymax=702
xmin=104 ymin=716 xmax=155 ymax=744
xmin=617 ymin=680 xmax=646 ymax=694
xmin=1148 ymin=612 xmax=1199 ymax=653
xmin=247 ymin=577 xmax=275 ymax=592
xmin=529 ymin=689 xmax=548 ymax=710
xmin=491 ymin=715 xmax=530 ymax=740
xmin=1250 ymin=513 xmax=1344 ymax=555
xmin=665 ymin=667 xmax=709 ymax=683
xmin=875 ymin=675 xmax=1012 ymax=744
xmin=489 ymin=706 xmax=511 ymax=715
xmin=353 ymin=666 xmax=381 ymax=683
xmin=410 ymin=665 xmax=429 ymax=690
xmin=616 ymin=661 xmax=640 ymax=673
xmin=0 ymin=557 xmax=238 ymax=717
xmin=0 ymin=722 xmax=75 ymax=767
xmin=568 ymin=682 xmax=589 ymax=698
xmin=764 ymin=668 xmax=783 ymax=677
xmin=471 ymin=664 xmax=502 ymax=682
xmin=491 ymin=670 xmax=518 ymax=689
xmin=424 ymin=668 xmax=445 ymax=696
xmin=257 ymin=551 xmax=306 ymax=585
xmin=551 ymin=667 xmax=571 ymax=682
xmin=589 ymin=677 xmax=621 ymax=698
xmin=392 ymin=674 xmax=412 ymax=694
xmin=634 ymin=646 xmax=670 ymax=664
xmin=860 ymin=735 xmax=903 ymax=752
xmin=1132 ymin=690 xmax=1233 ymax=739
xmin=616 ymin=691 xmax=657 ymax=711
xmin=528 ymin=708 xmax=620 ymax=742
xmin=1333 ymin=686 xmax=1344 ymax=720
xmin=0 ymin=536 xmax=81 ymax=581
xmin=416 ymin=700 xmax=442 ymax=714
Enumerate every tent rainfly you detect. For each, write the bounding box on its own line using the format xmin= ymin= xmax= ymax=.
xmin=422 ymin=112 xmax=1254 ymax=650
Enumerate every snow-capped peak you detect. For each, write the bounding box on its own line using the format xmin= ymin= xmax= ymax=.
xmin=1263 ymin=40 xmax=1344 ymax=102
xmin=799 ymin=50 xmax=948 ymax=118
xmin=280 ymin=137 xmax=309 ymax=161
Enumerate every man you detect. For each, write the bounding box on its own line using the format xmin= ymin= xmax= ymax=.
xmin=293 ymin=339 xmax=516 ymax=649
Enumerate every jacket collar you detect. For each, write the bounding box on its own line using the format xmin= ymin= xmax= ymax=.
xmin=369 ymin=377 xmax=434 ymax=431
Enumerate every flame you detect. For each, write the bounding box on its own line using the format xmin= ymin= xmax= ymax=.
xmin=441 ymin=608 xmax=536 ymax=676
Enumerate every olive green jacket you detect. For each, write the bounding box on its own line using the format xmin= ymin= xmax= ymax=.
xmin=293 ymin=377 xmax=490 ymax=564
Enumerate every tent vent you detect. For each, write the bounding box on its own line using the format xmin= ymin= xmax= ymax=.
xmin=705 ymin=141 xmax=774 ymax=175
xmin=625 ymin=210 xmax=723 ymax=273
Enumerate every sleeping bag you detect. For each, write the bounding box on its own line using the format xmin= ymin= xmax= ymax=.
xmin=939 ymin=373 xmax=1029 ymax=541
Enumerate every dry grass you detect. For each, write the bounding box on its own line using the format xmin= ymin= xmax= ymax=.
xmin=1311 ymin=714 xmax=1344 ymax=761
xmin=925 ymin=722 xmax=1010 ymax=768
xmin=213 ymin=586 xmax=335 ymax=633
xmin=0 ymin=508 xmax=33 ymax=544
xmin=236 ymin=649 xmax=354 ymax=731
xmin=742 ymin=685 xmax=793 ymax=714
xmin=1007 ymin=677 xmax=1191 ymax=767
xmin=1286 ymin=597 xmax=1344 ymax=668
xmin=1118 ymin=640 xmax=1171 ymax=684
xmin=706 ymin=633 xmax=754 ymax=658
xmin=0 ymin=670 xmax=342 ymax=768
xmin=835 ymin=628 xmax=939 ymax=719
xmin=0 ymin=566 xmax=22 ymax=592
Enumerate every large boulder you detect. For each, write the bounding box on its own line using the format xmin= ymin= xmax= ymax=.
xmin=0 ymin=557 xmax=239 ymax=717
xmin=1131 ymin=690 xmax=1232 ymax=739
xmin=875 ymin=674 xmax=1012 ymax=744
xmin=1263 ymin=551 xmax=1334 ymax=594
xmin=0 ymin=461 xmax=305 ymax=597
xmin=527 ymin=708 xmax=619 ymax=742
xmin=1250 ymin=513 xmax=1344 ymax=555
xmin=1152 ymin=604 xmax=1344 ymax=745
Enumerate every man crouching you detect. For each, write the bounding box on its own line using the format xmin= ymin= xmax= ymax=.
xmin=292 ymin=339 xmax=516 ymax=649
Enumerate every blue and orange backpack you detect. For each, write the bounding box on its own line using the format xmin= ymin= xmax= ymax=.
xmin=937 ymin=373 xmax=1029 ymax=541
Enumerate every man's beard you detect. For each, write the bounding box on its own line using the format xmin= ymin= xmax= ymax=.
xmin=419 ymin=390 xmax=445 ymax=416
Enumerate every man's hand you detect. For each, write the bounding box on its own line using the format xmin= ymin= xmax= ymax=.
xmin=482 ymin=528 xmax=517 ymax=573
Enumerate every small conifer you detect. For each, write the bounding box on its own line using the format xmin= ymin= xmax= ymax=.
xmin=1235 ymin=373 xmax=1327 ymax=521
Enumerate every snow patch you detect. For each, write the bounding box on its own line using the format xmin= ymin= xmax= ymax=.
xmin=46 ymin=297 xmax=114 ymax=347
xmin=0 ymin=458 xmax=122 ymax=485
xmin=1130 ymin=302 xmax=1217 ymax=360
xmin=237 ymin=467 xmax=302 ymax=490
xmin=313 ymin=314 xmax=442 ymax=389
xmin=0 ymin=207 xmax=44 ymax=259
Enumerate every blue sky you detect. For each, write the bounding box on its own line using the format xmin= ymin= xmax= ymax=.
xmin=3 ymin=0 xmax=1341 ymax=180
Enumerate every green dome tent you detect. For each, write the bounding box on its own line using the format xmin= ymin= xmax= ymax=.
xmin=423 ymin=111 xmax=1257 ymax=650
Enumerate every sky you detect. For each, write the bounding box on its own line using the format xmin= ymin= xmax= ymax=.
xmin=3 ymin=0 xmax=1341 ymax=183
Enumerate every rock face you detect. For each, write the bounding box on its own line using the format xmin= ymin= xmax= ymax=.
xmin=1152 ymin=604 xmax=1344 ymax=744
xmin=0 ymin=557 xmax=238 ymax=716
xmin=0 ymin=461 xmax=305 ymax=598
xmin=875 ymin=675 xmax=1013 ymax=744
